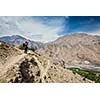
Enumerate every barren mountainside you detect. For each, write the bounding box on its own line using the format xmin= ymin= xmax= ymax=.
xmin=0 ymin=41 xmax=93 ymax=83
xmin=38 ymin=33 xmax=100 ymax=69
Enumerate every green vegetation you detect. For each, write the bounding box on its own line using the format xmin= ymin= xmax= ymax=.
xmin=28 ymin=48 xmax=36 ymax=52
xmin=18 ymin=44 xmax=24 ymax=50
xmin=67 ymin=68 xmax=100 ymax=83
xmin=19 ymin=44 xmax=36 ymax=52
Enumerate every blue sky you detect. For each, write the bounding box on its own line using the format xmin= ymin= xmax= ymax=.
xmin=0 ymin=16 xmax=100 ymax=42
xmin=66 ymin=16 xmax=100 ymax=34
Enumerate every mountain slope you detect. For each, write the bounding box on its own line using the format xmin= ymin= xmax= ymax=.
xmin=38 ymin=33 xmax=100 ymax=70
xmin=0 ymin=41 xmax=93 ymax=83
xmin=0 ymin=35 xmax=44 ymax=49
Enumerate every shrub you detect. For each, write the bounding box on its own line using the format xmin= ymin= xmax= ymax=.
xmin=28 ymin=48 xmax=36 ymax=52
xmin=67 ymin=67 xmax=100 ymax=82
xmin=18 ymin=43 xmax=36 ymax=52
xmin=18 ymin=44 xmax=24 ymax=50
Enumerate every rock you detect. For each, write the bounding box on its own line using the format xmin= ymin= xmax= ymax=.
xmin=84 ymin=61 xmax=90 ymax=65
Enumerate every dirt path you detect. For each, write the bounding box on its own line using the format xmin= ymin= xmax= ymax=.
xmin=0 ymin=53 xmax=27 ymax=75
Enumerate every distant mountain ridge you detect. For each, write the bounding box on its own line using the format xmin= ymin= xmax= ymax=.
xmin=0 ymin=35 xmax=44 ymax=49
xmin=38 ymin=33 xmax=100 ymax=67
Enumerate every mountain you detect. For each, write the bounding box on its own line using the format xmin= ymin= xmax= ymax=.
xmin=38 ymin=33 xmax=100 ymax=70
xmin=0 ymin=35 xmax=44 ymax=49
xmin=1 ymin=33 xmax=100 ymax=83
xmin=0 ymin=41 xmax=92 ymax=83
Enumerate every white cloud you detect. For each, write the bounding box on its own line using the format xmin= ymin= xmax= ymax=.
xmin=88 ymin=30 xmax=100 ymax=36
xmin=0 ymin=16 xmax=66 ymax=42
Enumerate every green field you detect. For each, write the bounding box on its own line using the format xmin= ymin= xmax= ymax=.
xmin=67 ymin=67 xmax=100 ymax=83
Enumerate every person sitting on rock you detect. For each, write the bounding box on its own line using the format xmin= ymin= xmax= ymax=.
xmin=23 ymin=41 xmax=28 ymax=54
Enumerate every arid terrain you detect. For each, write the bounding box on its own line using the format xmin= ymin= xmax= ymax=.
xmin=39 ymin=33 xmax=100 ymax=69
xmin=0 ymin=33 xmax=100 ymax=83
